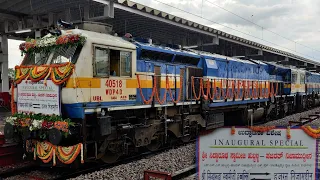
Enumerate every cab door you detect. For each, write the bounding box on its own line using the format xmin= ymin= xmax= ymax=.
xmin=186 ymin=67 xmax=203 ymax=100
xmin=166 ymin=64 xmax=176 ymax=104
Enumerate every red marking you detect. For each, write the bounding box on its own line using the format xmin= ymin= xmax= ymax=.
xmin=144 ymin=170 xmax=172 ymax=180
xmin=92 ymin=96 xmax=102 ymax=101
xmin=105 ymin=80 xmax=123 ymax=88
xmin=105 ymin=89 xmax=123 ymax=95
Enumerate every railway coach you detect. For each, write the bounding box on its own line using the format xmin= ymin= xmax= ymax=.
xmin=4 ymin=21 xmax=320 ymax=167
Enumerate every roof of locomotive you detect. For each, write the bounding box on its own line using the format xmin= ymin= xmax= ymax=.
xmin=263 ymin=61 xmax=290 ymax=69
xmin=309 ymin=72 xmax=320 ymax=76
xmin=187 ymin=49 xmax=262 ymax=65
xmin=133 ymin=39 xmax=266 ymax=65
xmin=62 ymin=29 xmax=137 ymax=50
xmin=134 ymin=41 xmax=200 ymax=58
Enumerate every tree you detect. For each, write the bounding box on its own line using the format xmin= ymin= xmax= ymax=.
xmin=8 ymin=68 xmax=14 ymax=79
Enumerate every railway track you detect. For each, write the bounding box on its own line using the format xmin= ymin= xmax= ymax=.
xmin=289 ymin=112 xmax=320 ymax=127
xmin=0 ymin=162 xmax=38 ymax=179
xmin=143 ymin=165 xmax=196 ymax=180
xmin=171 ymin=165 xmax=196 ymax=180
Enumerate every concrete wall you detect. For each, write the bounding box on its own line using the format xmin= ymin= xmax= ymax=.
xmin=0 ymin=35 xmax=9 ymax=92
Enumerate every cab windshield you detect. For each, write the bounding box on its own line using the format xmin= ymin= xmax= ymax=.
xmin=22 ymin=44 xmax=82 ymax=65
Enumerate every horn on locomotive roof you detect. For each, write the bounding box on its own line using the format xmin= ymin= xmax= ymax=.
xmin=133 ymin=37 xmax=152 ymax=44
xmin=57 ymin=19 xmax=73 ymax=29
xmin=123 ymin=33 xmax=134 ymax=42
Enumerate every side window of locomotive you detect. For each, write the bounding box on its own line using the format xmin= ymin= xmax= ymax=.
xmin=94 ymin=46 xmax=132 ymax=77
xmin=292 ymin=73 xmax=297 ymax=84
xmin=300 ymin=74 xmax=305 ymax=84
xmin=94 ymin=47 xmax=110 ymax=77
xmin=120 ymin=51 xmax=132 ymax=77
xmin=109 ymin=50 xmax=132 ymax=77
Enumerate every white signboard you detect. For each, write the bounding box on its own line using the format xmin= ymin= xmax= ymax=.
xmin=17 ymin=80 xmax=61 ymax=115
xmin=198 ymin=127 xmax=317 ymax=180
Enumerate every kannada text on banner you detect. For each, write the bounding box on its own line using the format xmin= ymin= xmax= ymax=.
xmin=198 ymin=127 xmax=317 ymax=180
xmin=17 ymin=80 xmax=60 ymax=115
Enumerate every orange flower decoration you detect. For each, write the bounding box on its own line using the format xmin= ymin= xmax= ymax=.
xmin=286 ymin=126 xmax=291 ymax=139
xmin=248 ymin=126 xmax=276 ymax=132
xmin=231 ymin=126 xmax=236 ymax=135
xmin=287 ymin=134 xmax=291 ymax=139
xmin=301 ymin=126 xmax=320 ymax=139
xmin=54 ymin=121 xmax=69 ymax=132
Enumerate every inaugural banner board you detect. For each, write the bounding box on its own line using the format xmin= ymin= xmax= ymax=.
xmin=198 ymin=127 xmax=317 ymax=180
xmin=17 ymin=80 xmax=60 ymax=115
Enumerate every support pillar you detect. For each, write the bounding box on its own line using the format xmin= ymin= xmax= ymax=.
xmin=0 ymin=35 xmax=9 ymax=92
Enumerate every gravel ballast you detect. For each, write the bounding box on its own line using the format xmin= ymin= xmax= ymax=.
xmin=70 ymin=143 xmax=195 ymax=180
xmin=263 ymin=106 xmax=320 ymax=126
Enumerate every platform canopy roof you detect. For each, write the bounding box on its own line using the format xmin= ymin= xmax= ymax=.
xmin=0 ymin=0 xmax=319 ymax=71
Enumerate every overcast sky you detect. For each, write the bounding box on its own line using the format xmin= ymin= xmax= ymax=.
xmin=130 ymin=0 xmax=320 ymax=60
xmin=8 ymin=0 xmax=320 ymax=68
xmin=8 ymin=39 xmax=24 ymax=68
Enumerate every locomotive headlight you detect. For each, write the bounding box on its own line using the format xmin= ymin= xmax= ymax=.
xmin=101 ymin=109 xmax=106 ymax=116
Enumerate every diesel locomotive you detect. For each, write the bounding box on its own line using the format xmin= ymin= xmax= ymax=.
xmin=5 ymin=21 xmax=320 ymax=166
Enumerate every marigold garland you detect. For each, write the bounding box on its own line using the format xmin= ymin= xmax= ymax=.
xmin=287 ymin=126 xmax=291 ymax=139
xmin=33 ymin=141 xmax=84 ymax=165
xmin=301 ymin=126 xmax=320 ymax=139
xmin=10 ymin=83 xmax=16 ymax=114
xmin=56 ymin=144 xmax=81 ymax=164
xmin=50 ymin=64 xmax=74 ymax=85
xmin=305 ymin=126 xmax=320 ymax=134
xmin=14 ymin=67 xmax=31 ymax=84
xmin=231 ymin=126 xmax=235 ymax=135
xmin=14 ymin=62 xmax=75 ymax=85
xmin=36 ymin=141 xmax=54 ymax=163
xmin=248 ymin=126 xmax=276 ymax=132
xmin=29 ymin=66 xmax=51 ymax=82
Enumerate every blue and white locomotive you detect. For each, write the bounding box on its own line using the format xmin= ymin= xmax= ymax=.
xmin=7 ymin=22 xmax=320 ymax=165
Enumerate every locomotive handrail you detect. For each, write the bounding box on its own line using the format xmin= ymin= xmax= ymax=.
xmin=253 ymin=81 xmax=258 ymax=99
xmin=137 ymin=74 xmax=156 ymax=104
xmin=270 ymin=82 xmax=274 ymax=97
xmin=136 ymin=74 xmax=183 ymax=105
xmin=167 ymin=76 xmax=183 ymax=104
xmin=192 ymin=77 xmax=244 ymax=101
xmin=264 ymin=81 xmax=269 ymax=98
xmin=135 ymin=72 xmax=155 ymax=76
xmin=214 ymin=79 xmax=221 ymax=100
xmin=269 ymin=82 xmax=278 ymax=97
xmin=191 ymin=76 xmax=203 ymax=100
xmin=244 ymin=80 xmax=250 ymax=99
xmin=155 ymin=81 xmax=167 ymax=104
xmin=259 ymin=81 xmax=263 ymax=98
xmin=233 ymin=80 xmax=240 ymax=99
xmin=190 ymin=77 xmax=280 ymax=101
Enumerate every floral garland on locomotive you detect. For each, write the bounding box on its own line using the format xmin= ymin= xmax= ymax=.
xmin=5 ymin=33 xmax=86 ymax=166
